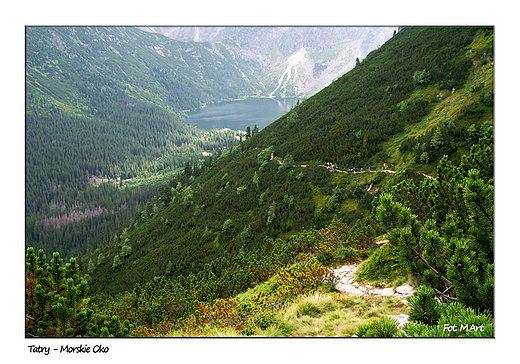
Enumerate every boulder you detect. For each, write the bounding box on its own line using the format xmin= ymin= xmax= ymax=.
xmin=378 ymin=287 xmax=395 ymax=296
xmin=384 ymin=314 xmax=410 ymax=329
xmin=395 ymin=284 xmax=415 ymax=297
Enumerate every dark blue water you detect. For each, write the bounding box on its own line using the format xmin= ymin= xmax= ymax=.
xmin=183 ymin=97 xmax=300 ymax=131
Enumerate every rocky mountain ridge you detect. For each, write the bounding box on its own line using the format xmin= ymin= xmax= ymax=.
xmin=139 ymin=26 xmax=398 ymax=97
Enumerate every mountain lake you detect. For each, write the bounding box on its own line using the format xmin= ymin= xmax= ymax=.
xmin=182 ymin=97 xmax=300 ymax=131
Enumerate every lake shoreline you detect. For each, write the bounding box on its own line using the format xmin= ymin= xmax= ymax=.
xmin=181 ymin=95 xmax=301 ymax=114
xmin=181 ymin=96 xmax=301 ymax=132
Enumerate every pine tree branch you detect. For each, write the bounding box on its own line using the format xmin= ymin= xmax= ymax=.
xmin=432 ymin=287 xmax=458 ymax=301
xmin=397 ymin=223 xmax=453 ymax=289
xmin=413 ymin=248 xmax=453 ymax=288
xmin=441 ymin=285 xmax=455 ymax=295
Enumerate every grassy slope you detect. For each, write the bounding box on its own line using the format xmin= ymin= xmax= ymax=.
xmin=167 ymin=286 xmax=409 ymax=337
xmin=384 ymin=29 xmax=494 ymax=170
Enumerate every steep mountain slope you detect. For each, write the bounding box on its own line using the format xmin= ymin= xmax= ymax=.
xmin=25 ymin=26 xmax=397 ymax=262
xmin=248 ymin=27 xmax=490 ymax=168
xmin=25 ymin=26 xmax=251 ymax=259
xmin=84 ymin=26 xmax=493 ymax=297
xmin=26 ymin=27 xmax=262 ymax=113
xmin=139 ymin=26 xmax=397 ymax=97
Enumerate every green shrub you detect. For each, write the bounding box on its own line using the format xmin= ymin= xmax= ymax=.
xmin=480 ymin=91 xmax=493 ymax=107
xmin=356 ymin=245 xmax=407 ymax=283
xmin=403 ymin=301 xmax=493 ymax=337
xmin=457 ymin=102 xmax=484 ymax=120
xmin=336 ymin=246 xmax=358 ymax=263
xmin=435 ymin=302 xmax=494 ymax=337
xmin=347 ymin=182 xmax=365 ymax=198
xmin=26 ymin=248 xmax=132 ymax=338
xmin=355 ymin=315 xmax=399 ymax=337
xmin=240 ymin=326 xmax=255 ymax=336
xmin=408 ymin=285 xmax=442 ymax=326
xmin=222 ymin=219 xmax=234 ymax=233
xmin=470 ymin=81 xmax=484 ymax=93
xmin=252 ymin=305 xmax=279 ymax=330
xmin=413 ymin=69 xmax=431 ymax=87
xmin=121 ymin=245 xmax=132 ymax=258
xmin=112 ymin=255 xmax=122 ymax=270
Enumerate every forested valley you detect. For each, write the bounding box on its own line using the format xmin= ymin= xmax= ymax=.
xmin=25 ymin=26 xmax=494 ymax=339
xmin=26 ymin=26 xmax=250 ymax=259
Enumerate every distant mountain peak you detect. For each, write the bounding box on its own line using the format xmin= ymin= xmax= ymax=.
xmin=138 ymin=26 xmax=397 ymax=97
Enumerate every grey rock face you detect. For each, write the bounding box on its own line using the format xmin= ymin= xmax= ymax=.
xmin=139 ymin=27 xmax=397 ymax=97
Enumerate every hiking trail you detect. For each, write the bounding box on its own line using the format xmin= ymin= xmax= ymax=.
xmin=333 ymin=264 xmax=416 ymax=329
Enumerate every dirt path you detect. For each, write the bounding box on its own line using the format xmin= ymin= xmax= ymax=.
xmin=333 ymin=264 xmax=415 ymax=299
xmin=333 ymin=264 xmax=416 ymax=329
xmin=288 ymin=161 xmax=436 ymax=180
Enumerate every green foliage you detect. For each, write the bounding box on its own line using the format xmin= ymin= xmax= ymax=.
xmin=259 ymin=188 xmax=269 ymax=205
xmin=407 ymin=286 xmax=442 ymax=326
xmin=413 ymin=69 xmax=430 ymax=87
xmin=222 ymin=219 xmax=234 ymax=234
xmin=189 ymin=298 xmax=244 ymax=331
xmin=25 ymin=247 xmax=131 ymax=337
xmin=86 ymin=314 xmax=133 ymax=338
xmin=80 ymin=27 xmax=492 ymax=298
xmin=356 ymin=245 xmax=408 ymax=283
xmin=457 ymin=102 xmax=485 ymax=121
xmin=335 ymin=246 xmax=359 ymax=263
xmin=481 ymin=91 xmax=493 ymax=107
xmin=25 ymin=27 xmax=243 ymax=261
xmin=347 ymin=181 xmax=365 ymax=198
xmin=374 ymin=127 xmax=494 ymax=313
xmin=240 ymin=225 xmax=253 ymax=244
xmin=251 ymin=303 xmax=281 ymax=330
xmin=403 ymin=301 xmax=493 ymax=337
xmin=278 ymin=154 xmax=294 ymax=170
xmin=248 ymin=27 xmax=481 ymax=168
xmin=27 ymin=27 xmax=494 ymax=338
xmin=87 ymin=259 xmax=96 ymax=274
xmin=266 ymin=201 xmax=276 ymax=226
xmin=272 ymin=253 xmax=331 ymax=298
xmin=112 ymin=255 xmax=122 ymax=270
xmin=355 ymin=315 xmax=400 ymax=337
xmin=257 ymin=146 xmax=274 ymax=164
xmin=121 ymin=245 xmax=132 ymax=258
xmin=399 ymin=116 xmax=464 ymax=164
xmin=84 ymin=218 xmax=369 ymax=335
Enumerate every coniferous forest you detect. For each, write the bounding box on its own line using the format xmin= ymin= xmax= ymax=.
xmin=26 ymin=27 xmax=245 ymax=260
xmin=25 ymin=26 xmax=495 ymax=340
